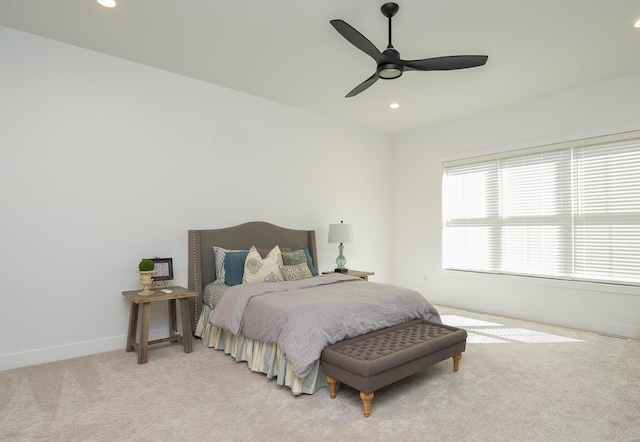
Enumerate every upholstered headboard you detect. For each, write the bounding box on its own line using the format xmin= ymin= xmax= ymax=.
xmin=187 ymin=221 xmax=318 ymax=333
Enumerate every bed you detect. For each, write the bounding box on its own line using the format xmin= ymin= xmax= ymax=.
xmin=188 ymin=221 xmax=440 ymax=395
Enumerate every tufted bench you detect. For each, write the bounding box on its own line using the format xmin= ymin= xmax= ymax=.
xmin=320 ymin=319 xmax=467 ymax=417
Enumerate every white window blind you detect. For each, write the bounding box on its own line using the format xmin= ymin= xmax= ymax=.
xmin=573 ymin=140 xmax=640 ymax=284
xmin=442 ymin=134 xmax=640 ymax=285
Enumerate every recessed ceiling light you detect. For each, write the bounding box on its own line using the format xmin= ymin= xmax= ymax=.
xmin=389 ymin=103 xmax=400 ymax=109
xmin=635 ymin=18 xmax=640 ymax=28
xmin=97 ymin=0 xmax=117 ymax=7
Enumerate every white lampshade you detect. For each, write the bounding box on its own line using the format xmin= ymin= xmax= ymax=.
xmin=328 ymin=222 xmax=354 ymax=244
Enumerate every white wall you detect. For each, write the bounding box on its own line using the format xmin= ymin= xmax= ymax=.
xmin=3 ymin=24 xmax=638 ymax=372
xmin=392 ymin=71 xmax=640 ymax=339
xmin=0 ymin=27 xmax=393 ymax=370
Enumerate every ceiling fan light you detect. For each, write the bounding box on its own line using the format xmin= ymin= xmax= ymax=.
xmin=377 ymin=63 xmax=403 ymax=79
xmin=97 ymin=0 xmax=117 ymax=8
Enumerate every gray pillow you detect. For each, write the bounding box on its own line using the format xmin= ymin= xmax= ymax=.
xmin=281 ymin=262 xmax=313 ymax=281
xmin=290 ymin=248 xmax=318 ymax=276
xmin=282 ymin=249 xmax=307 ymax=266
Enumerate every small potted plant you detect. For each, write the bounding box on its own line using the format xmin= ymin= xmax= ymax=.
xmin=138 ymin=258 xmax=155 ymax=295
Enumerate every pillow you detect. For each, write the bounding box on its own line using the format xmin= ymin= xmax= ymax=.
xmin=243 ymin=245 xmax=285 ymax=284
xmin=257 ymin=247 xmax=291 ymax=258
xmin=281 ymin=262 xmax=313 ymax=281
xmin=282 ymin=249 xmax=307 ymax=266
xmin=224 ymin=251 xmax=249 ymax=286
xmin=213 ymin=246 xmax=246 ymax=283
xmin=293 ymin=247 xmax=318 ymax=276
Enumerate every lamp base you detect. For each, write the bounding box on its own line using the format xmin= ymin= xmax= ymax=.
xmin=334 ymin=268 xmax=349 ymax=273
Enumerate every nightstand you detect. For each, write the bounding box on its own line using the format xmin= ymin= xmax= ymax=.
xmin=122 ymin=286 xmax=197 ymax=364
xmin=322 ymin=270 xmax=374 ymax=281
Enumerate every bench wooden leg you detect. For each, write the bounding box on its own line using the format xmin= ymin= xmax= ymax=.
xmin=453 ymin=353 xmax=462 ymax=372
xmin=327 ymin=375 xmax=338 ymax=399
xmin=360 ymin=391 xmax=374 ymax=418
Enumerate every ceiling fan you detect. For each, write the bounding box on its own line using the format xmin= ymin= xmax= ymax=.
xmin=330 ymin=2 xmax=488 ymax=97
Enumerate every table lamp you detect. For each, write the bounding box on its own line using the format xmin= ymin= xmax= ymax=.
xmin=328 ymin=221 xmax=354 ymax=273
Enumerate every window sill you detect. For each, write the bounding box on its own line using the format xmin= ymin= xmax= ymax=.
xmin=440 ymin=269 xmax=640 ymax=297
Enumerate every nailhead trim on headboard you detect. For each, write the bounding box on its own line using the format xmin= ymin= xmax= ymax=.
xmin=191 ymin=231 xmax=198 ymax=324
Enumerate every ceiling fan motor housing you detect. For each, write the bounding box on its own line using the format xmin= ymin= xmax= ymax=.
xmin=378 ymin=47 xmax=403 ymax=79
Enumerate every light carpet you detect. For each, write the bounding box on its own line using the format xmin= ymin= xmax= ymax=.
xmin=1 ymin=307 xmax=639 ymax=441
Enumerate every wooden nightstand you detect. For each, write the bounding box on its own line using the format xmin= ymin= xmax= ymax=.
xmin=322 ymin=270 xmax=374 ymax=281
xmin=122 ymin=286 xmax=197 ymax=364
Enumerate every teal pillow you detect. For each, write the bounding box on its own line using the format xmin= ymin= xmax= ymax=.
xmin=225 ymin=251 xmax=249 ymax=286
xmin=293 ymin=248 xmax=318 ymax=276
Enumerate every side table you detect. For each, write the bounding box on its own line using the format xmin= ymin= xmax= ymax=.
xmin=322 ymin=270 xmax=375 ymax=281
xmin=122 ymin=286 xmax=198 ymax=364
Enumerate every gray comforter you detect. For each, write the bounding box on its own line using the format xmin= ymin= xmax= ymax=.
xmin=208 ymin=273 xmax=440 ymax=378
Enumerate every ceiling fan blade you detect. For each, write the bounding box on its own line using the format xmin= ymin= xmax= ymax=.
xmin=345 ymin=73 xmax=379 ymax=98
xmin=330 ymin=19 xmax=384 ymax=64
xmin=402 ymin=55 xmax=488 ymax=71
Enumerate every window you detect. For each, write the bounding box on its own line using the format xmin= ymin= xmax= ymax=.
xmin=442 ymin=133 xmax=640 ymax=285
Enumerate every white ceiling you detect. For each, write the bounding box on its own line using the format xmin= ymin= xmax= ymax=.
xmin=1 ymin=0 xmax=639 ymax=135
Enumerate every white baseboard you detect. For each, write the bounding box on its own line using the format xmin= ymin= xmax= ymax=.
xmin=0 ymin=327 xmax=174 ymax=371
xmin=433 ymin=298 xmax=640 ymax=340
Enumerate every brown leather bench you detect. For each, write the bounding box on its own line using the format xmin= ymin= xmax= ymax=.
xmin=321 ymin=319 xmax=467 ymax=417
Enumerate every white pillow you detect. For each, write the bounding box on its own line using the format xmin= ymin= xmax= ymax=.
xmin=243 ymin=245 xmax=284 ymax=283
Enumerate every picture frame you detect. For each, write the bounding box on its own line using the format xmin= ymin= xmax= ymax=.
xmin=151 ymin=257 xmax=173 ymax=281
